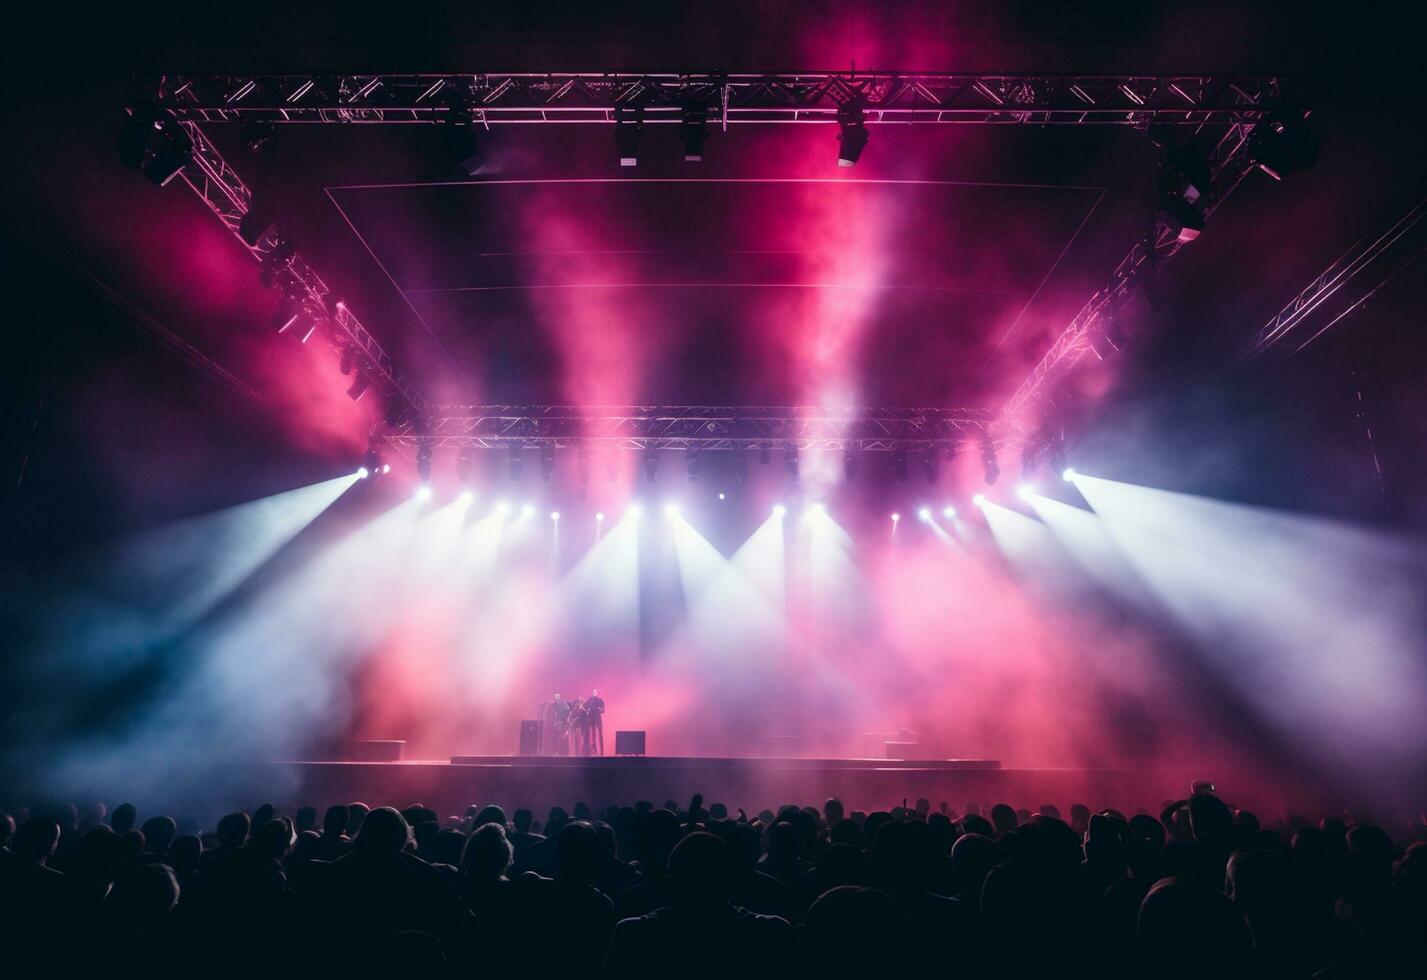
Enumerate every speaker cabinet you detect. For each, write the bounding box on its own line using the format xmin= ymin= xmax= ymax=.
xmin=614 ymin=730 xmax=646 ymax=756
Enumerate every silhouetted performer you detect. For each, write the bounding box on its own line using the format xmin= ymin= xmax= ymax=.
xmin=550 ymin=694 xmax=572 ymax=756
xmin=568 ymin=698 xmax=589 ymax=756
xmin=538 ymin=700 xmax=557 ymax=756
xmin=585 ymin=688 xmax=605 ymax=755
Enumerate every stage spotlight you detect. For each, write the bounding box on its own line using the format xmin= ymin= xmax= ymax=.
xmin=495 ymin=500 xmax=511 ymax=516
xmin=458 ymin=490 xmax=475 ymax=505
xmin=238 ymin=200 xmax=275 ymax=248
xmin=1249 ymin=109 xmax=1318 ymax=181
xmin=843 ymin=447 xmax=859 ymax=483
xmin=442 ymin=113 xmax=486 ymax=176
xmin=143 ymin=130 xmax=193 ymax=187
xmin=972 ymin=493 xmax=987 ymax=507
xmin=363 ymin=443 xmax=383 ymax=475
xmin=810 ymin=502 xmax=826 ymax=516
xmin=595 ymin=511 xmax=606 ymax=522
xmin=773 ymin=504 xmax=786 ymax=517
xmin=521 ymin=503 xmax=535 ymax=518
xmin=664 ymin=502 xmax=681 ymax=519
xmin=643 ymin=448 xmax=659 ymax=483
xmin=734 ymin=447 xmax=749 ymax=484
xmin=1017 ymin=484 xmax=1034 ymax=501
xmin=717 ymin=492 xmax=727 ymax=501
xmin=918 ymin=508 xmax=931 ymax=522
xmin=943 ymin=506 xmax=956 ymax=519
xmin=509 ymin=446 xmax=525 ymax=481
xmin=784 ymin=445 xmax=800 ymax=482
xmin=381 ymin=463 xmax=391 ymax=475
xmin=626 ymin=503 xmax=642 ymax=519
xmin=1157 ymin=192 xmax=1206 ymax=243
xmin=416 ymin=441 xmax=433 ymax=484
xmin=890 ymin=512 xmax=901 ymax=523
xmin=117 ymin=100 xmax=161 ymax=169
xmin=686 ymin=448 xmax=701 ymax=483
xmin=680 ymin=104 xmax=708 ymax=162
xmin=980 ymin=437 xmax=999 ymax=485
xmin=540 ymin=445 xmax=555 ymax=482
xmin=550 ymin=511 xmax=560 ymax=521
xmin=271 ymin=288 xmax=299 ymax=329
xmin=923 ymin=452 xmax=939 ymax=484
xmin=892 ymin=449 xmax=908 ymax=483
xmin=1062 ymin=467 xmax=1078 ymax=483
xmin=836 ymin=101 xmax=869 ymax=166
xmin=1157 ymin=140 xmax=1212 ymax=207
xmin=346 ymin=374 xmax=371 ymax=402
xmin=276 ymin=308 xmax=317 ymax=344
xmin=356 ymin=466 xmax=370 ymax=480
xmin=416 ymin=485 xmax=432 ymax=501
xmin=614 ymin=104 xmax=644 ymax=167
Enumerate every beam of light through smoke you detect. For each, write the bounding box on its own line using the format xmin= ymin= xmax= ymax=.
xmin=50 ymin=472 xmax=361 ymax=658
xmin=1027 ymin=492 xmax=1159 ymax=611
xmin=980 ymin=498 xmax=1101 ymax=603
xmin=38 ymin=493 xmax=424 ymax=798
xmin=672 ymin=514 xmax=786 ymax=666
xmin=730 ymin=512 xmax=786 ymax=611
xmin=1074 ymin=473 xmax=1427 ymax=779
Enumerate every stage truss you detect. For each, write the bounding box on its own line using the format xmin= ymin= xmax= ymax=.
xmin=143 ymin=70 xmax=1290 ymax=441
xmin=164 ymin=106 xmax=428 ymax=412
xmin=386 ymin=405 xmax=1002 ymax=456
xmin=1004 ymin=106 xmax=1276 ymax=418
xmin=1244 ymin=194 xmax=1427 ymax=360
xmin=164 ymin=72 xmax=1282 ymax=127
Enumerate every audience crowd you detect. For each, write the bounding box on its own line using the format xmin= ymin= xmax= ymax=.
xmin=1 ymin=789 xmax=1424 ymax=978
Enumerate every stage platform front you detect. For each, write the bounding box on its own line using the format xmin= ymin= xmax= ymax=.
xmin=258 ymin=756 xmax=1199 ymax=817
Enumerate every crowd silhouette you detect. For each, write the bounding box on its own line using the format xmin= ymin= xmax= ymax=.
xmin=1 ymin=789 xmax=1424 ymax=977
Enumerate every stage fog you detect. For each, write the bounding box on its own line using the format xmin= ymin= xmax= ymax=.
xmin=11 ymin=452 xmax=1426 ymax=818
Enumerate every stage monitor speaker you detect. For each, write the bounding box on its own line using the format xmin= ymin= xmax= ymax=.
xmin=519 ymin=720 xmax=543 ymax=756
xmin=615 ymin=730 xmax=646 ymax=756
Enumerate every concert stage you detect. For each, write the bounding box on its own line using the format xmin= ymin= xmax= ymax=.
xmin=258 ymin=757 xmax=1201 ymax=817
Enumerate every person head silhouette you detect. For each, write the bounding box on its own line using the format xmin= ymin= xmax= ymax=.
xmin=462 ymin=823 xmax=514 ymax=881
xmin=14 ymin=818 xmax=61 ymax=864
xmin=354 ymin=807 xmax=411 ymax=856
xmin=555 ymin=821 xmax=603 ymax=887
xmin=322 ymin=805 xmax=349 ymax=839
xmin=666 ymin=832 xmax=731 ymax=911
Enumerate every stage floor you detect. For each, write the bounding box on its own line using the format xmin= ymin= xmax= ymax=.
xmin=257 ymin=756 xmax=1199 ymax=817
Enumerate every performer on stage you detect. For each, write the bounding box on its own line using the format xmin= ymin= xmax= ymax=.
xmin=585 ymin=688 xmax=606 ymax=756
xmin=568 ymin=697 xmax=589 ymax=756
xmin=549 ymin=693 xmax=571 ymax=756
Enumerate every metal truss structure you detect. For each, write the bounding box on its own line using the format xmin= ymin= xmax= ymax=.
xmin=1004 ymin=103 xmax=1272 ymax=418
xmin=165 ymin=106 xmax=428 ymax=412
xmin=165 ymin=72 xmax=1282 ymax=127
xmin=1244 ymin=194 xmax=1427 ymax=360
xmin=145 ymin=70 xmax=1291 ymax=435
xmin=385 ymin=405 xmax=1000 ymax=454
